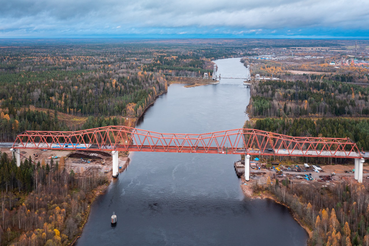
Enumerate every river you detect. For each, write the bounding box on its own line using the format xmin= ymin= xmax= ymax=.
xmin=76 ymin=58 xmax=308 ymax=246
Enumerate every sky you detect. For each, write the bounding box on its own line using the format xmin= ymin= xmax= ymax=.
xmin=1 ymin=0 xmax=369 ymax=38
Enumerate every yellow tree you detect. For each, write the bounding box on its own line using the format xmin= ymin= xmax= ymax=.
xmin=343 ymin=222 xmax=351 ymax=238
xmin=13 ymin=120 xmax=19 ymax=131
xmin=322 ymin=209 xmax=329 ymax=232
xmin=364 ymin=234 xmax=369 ymax=246
xmin=266 ymin=176 xmax=271 ymax=185
xmin=330 ymin=208 xmax=339 ymax=231
xmin=326 ymin=235 xmax=332 ymax=246
xmin=315 ymin=215 xmax=321 ymax=233
xmin=306 ymin=203 xmax=313 ymax=222
xmin=346 ymin=236 xmax=352 ymax=246
xmin=59 ymin=157 xmax=65 ymax=170
xmin=30 ymin=233 xmax=37 ymax=245
xmin=330 ymin=229 xmax=339 ymax=246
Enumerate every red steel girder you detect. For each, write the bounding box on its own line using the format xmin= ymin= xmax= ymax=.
xmin=12 ymin=126 xmax=362 ymax=159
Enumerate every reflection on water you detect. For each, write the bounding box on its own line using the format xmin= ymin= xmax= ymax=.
xmin=77 ymin=58 xmax=307 ymax=246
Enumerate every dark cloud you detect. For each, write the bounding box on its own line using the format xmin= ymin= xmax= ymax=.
xmin=0 ymin=0 xmax=368 ymax=37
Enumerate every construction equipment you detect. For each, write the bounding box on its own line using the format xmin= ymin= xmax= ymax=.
xmin=296 ymin=165 xmax=302 ymax=172
xmin=273 ymin=162 xmax=283 ymax=175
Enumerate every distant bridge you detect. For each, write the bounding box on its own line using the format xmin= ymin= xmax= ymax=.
xmin=221 ymin=77 xmax=250 ymax=80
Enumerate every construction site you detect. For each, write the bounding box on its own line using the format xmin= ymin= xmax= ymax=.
xmin=234 ymin=159 xmax=369 ymax=197
xmin=0 ymin=147 xmax=130 ymax=177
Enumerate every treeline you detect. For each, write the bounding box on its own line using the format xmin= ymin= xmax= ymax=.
xmin=143 ymin=55 xmax=212 ymax=77
xmin=252 ymin=118 xmax=369 ymax=151
xmin=258 ymin=177 xmax=369 ymax=245
xmin=0 ymin=109 xmax=66 ymax=142
xmin=0 ymin=71 xmax=166 ymax=117
xmin=250 ymin=79 xmax=369 ymax=118
xmin=0 ymin=108 xmax=123 ymax=142
xmin=0 ymin=152 xmax=108 ymax=245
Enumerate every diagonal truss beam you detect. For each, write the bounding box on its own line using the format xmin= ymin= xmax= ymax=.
xmin=12 ymin=126 xmax=363 ymax=159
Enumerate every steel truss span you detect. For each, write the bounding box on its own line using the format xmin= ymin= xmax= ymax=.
xmin=12 ymin=126 xmax=362 ymax=158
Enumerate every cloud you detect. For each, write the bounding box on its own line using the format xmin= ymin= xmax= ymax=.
xmin=0 ymin=0 xmax=368 ymax=37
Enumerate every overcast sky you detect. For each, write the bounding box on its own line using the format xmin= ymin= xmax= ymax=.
xmin=1 ymin=0 xmax=369 ymax=38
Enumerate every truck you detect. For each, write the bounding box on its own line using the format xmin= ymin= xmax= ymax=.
xmin=305 ymin=174 xmax=313 ymax=181
xmin=312 ymin=165 xmax=322 ymax=171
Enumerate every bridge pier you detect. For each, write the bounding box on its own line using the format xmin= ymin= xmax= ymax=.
xmin=245 ymin=154 xmax=250 ymax=181
xmin=112 ymin=151 xmax=119 ymax=178
xmin=358 ymin=158 xmax=364 ymax=183
xmin=10 ymin=148 xmax=21 ymax=167
xmin=355 ymin=159 xmax=359 ymax=180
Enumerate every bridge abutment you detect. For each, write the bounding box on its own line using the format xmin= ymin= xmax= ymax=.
xmin=245 ymin=154 xmax=250 ymax=181
xmin=112 ymin=151 xmax=119 ymax=178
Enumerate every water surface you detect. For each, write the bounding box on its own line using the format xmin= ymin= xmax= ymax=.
xmin=77 ymin=58 xmax=308 ymax=246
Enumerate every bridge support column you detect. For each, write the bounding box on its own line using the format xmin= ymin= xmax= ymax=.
xmin=10 ymin=148 xmax=21 ymax=167
xmin=355 ymin=159 xmax=359 ymax=180
xmin=358 ymin=158 xmax=364 ymax=183
xmin=112 ymin=151 xmax=119 ymax=178
xmin=245 ymin=154 xmax=250 ymax=181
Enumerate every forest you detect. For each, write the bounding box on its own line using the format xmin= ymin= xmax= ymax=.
xmin=0 ymin=151 xmax=107 ymax=245
xmin=0 ymin=70 xmax=166 ymax=117
xmin=256 ymin=177 xmax=369 ymax=246
xmin=251 ymin=118 xmax=369 ymax=151
xmin=250 ymin=79 xmax=369 ymax=118
xmin=0 ymin=43 xmax=173 ymax=141
xmin=0 ymin=108 xmax=123 ymax=142
xmin=143 ymin=54 xmax=212 ymax=77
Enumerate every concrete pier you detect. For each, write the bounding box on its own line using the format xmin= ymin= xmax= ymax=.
xmin=355 ymin=158 xmax=359 ymax=180
xmin=358 ymin=158 xmax=364 ymax=183
xmin=10 ymin=148 xmax=21 ymax=167
xmin=112 ymin=151 xmax=119 ymax=178
xmin=245 ymin=154 xmax=250 ymax=181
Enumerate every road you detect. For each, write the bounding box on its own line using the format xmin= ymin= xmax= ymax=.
xmin=0 ymin=142 xmax=14 ymax=148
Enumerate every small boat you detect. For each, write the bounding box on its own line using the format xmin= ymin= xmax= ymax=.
xmin=111 ymin=212 xmax=117 ymax=226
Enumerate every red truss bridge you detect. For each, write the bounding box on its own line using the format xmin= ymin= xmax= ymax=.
xmin=12 ymin=126 xmax=362 ymax=159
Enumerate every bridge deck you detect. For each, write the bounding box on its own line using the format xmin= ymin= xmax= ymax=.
xmin=12 ymin=143 xmax=361 ymax=158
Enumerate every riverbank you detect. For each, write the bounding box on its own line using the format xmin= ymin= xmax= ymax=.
xmin=168 ymin=77 xmax=217 ymax=88
xmin=70 ymin=88 xmax=165 ymax=245
xmin=70 ymin=182 xmax=109 ymax=245
xmin=239 ymin=176 xmax=312 ymax=241
xmin=70 ymin=155 xmax=131 ymax=245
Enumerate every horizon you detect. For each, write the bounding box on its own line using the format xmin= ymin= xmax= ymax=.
xmin=1 ymin=0 xmax=369 ymax=39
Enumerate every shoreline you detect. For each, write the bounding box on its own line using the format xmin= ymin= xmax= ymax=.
xmin=70 ymin=182 xmax=109 ymax=245
xmin=239 ymin=176 xmax=312 ymax=242
xmin=168 ymin=77 xmax=217 ymax=88
xmin=70 ymin=87 xmax=166 ymax=245
xmin=71 ymin=155 xmax=131 ymax=245
xmin=242 ymin=79 xmax=312 ymax=242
